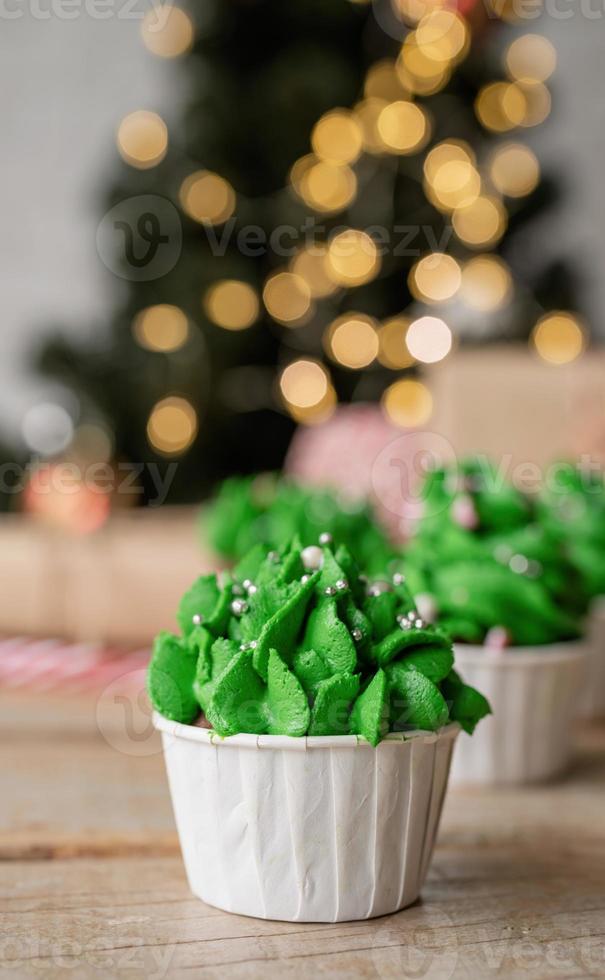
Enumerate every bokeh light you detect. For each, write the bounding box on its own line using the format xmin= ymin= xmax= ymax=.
xmin=290 ymin=246 xmax=339 ymax=299
xmin=475 ymin=82 xmax=527 ymax=133
xmin=517 ymin=81 xmax=551 ymax=128
xmin=378 ymin=317 xmax=415 ymax=369
xmin=311 ymin=110 xmax=363 ymax=165
xmin=392 ymin=0 xmax=450 ymax=26
xmin=532 ymin=312 xmax=585 ymax=365
xmin=459 ymin=256 xmax=512 ymax=311
xmin=364 ymin=59 xmax=409 ymax=101
xmin=325 ymin=313 xmax=379 ymax=369
xmin=397 ymin=36 xmax=452 ymax=95
xmin=414 ymin=10 xmax=469 ymax=64
xmin=116 ymin=110 xmax=168 ymax=169
xmin=279 ymin=359 xmax=330 ymax=414
xmin=376 ymin=101 xmax=430 ymax=154
xmin=133 ymin=304 xmax=189 ymax=352
xmin=505 ymin=34 xmax=557 ymax=83
xmin=147 ymin=397 xmax=198 ymax=455
xmin=140 ymin=5 xmax=194 ymax=58
xmin=263 ymin=272 xmax=312 ymax=326
xmin=489 ymin=143 xmax=540 ymax=197
xmin=203 ymin=280 xmax=259 ymax=330
xmin=355 ymin=98 xmax=389 ymax=154
xmin=179 ymin=170 xmax=236 ymax=225
xmin=452 ymin=195 xmax=507 ymax=248
xmin=405 ymin=315 xmax=452 ymax=363
xmin=409 ymin=253 xmax=461 ymax=303
xmin=423 ymin=142 xmax=480 ymax=211
xmin=295 ymin=159 xmax=357 ymax=214
xmin=382 ymin=379 xmax=433 ymax=428
xmin=22 ymin=403 xmax=74 ymax=456
xmin=326 ymin=230 xmax=381 ymax=287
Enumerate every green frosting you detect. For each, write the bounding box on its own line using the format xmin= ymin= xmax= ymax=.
xmin=539 ymin=464 xmax=605 ymax=600
xmin=148 ymin=537 xmax=490 ymax=745
xmin=203 ymin=474 xmax=396 ymax=577
xmin=405 ymin=459 xmax=586 ymax=646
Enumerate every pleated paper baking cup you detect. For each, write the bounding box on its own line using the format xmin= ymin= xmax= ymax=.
xmin=154 ymin=713 xmax=459 ymax=922
xmin=450 ymin=641 xmax=587 ymax=786
xmin=579 ymin=597 xmax=605 ymax=719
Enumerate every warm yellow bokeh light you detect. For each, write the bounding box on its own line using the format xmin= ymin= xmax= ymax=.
xmin=263 ymin=272 xmax=312 ymax=326
xmin=409 ymin=253 xmax=461 ymax=303
xmin=376 ymin=101 xmax=430 ymax=154
xmin=311 ymin=110 xmax=363 ymax=165
xmin=203 ymin=280 xmax=259 ymax=331
xmin=133 ymin=304 xmax=189 ymax=352
xmin=298 ymin=161 xmax=357 ymax=214
xmin=279 ymin=359 xmax=329 ymax=409
xmin=364 ymin=60 xmax=409 ymax=101
xmin=489 ymin=143 xmax=540 ymax=197
xmin=290 ymin=246 xmax=339 ymax=299
xmin=140 ymin=5 xmax=194 ymax=58
xmin=326 ymin=230 xmax=381 ymax=287
xmin=505 ymin=34 xmax=556 ymax=83
xmin=452 ymin=195 xmax=507 ymax=248
xmin=396 ymin=37 xmax=452 ymax=95
xmin=517 ymin=81 xmax=551 ymax=128
xmin=426 ymin=159 xmax=481 ymax=212
xmin=532 ymin=312 xmax=585 ymax=365
xmin=378 ymin=317 xmax=415 ymax=369
xmin=475 ymin=82 xmax=527 ymax=133
xmin=382 ymin=379 xmax=433 ymax=428
xmin=116 ymin=110 xmax=168 ymax=169
xmin=424 ymin=140 xmax=474 ymax=181
xmin=460 ymin=256 xmax=512 ymax=311
xmin=392 ymin=0 xmax=450 ymax=26
xmin=147 ymin=397 xmax=198 ymax=455
xmin=405 ymin=315 xmax=452 ymax=364
xmin=179 ymin=170 xmax=236 ymax=225
xmin=354 ymin=98 xmax=389 ymax=154
xmin=325 ymin=313 xmax=380 ymax=369
xmin=415 ymin=10 xmax=469 ymax=64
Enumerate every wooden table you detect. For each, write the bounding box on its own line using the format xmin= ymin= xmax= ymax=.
xmin=1 ymin=690 xmax=604 ymax=980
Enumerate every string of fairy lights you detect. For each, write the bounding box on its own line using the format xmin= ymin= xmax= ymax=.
xmin=113 ymin=1 xmax=587 ymax=458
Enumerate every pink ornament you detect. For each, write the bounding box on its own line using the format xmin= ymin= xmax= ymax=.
xmin=452 ymin=493 xmax=479 ymax=530
xmin=484 ymin=626 xmax=511 ymax=651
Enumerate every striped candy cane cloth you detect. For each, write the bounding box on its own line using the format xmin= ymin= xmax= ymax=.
xmin=0 ymin=636 xmax=150 ymax=694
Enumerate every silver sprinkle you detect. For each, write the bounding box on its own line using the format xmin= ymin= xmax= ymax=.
xmin=393 ymin=572 xmax=406 ymax=586
xmin=399 ymin=618 xmax=412 ymax=630
xmin=249 ymin=639 xmax=258 ymax=649
xmin=231 ymin=598 xmax=249 ymax=616
xmin=247 ymin=583 xmax=258 ymax=595
xmin=301 ymin=574 xmax=311 ymax=584
xmin=335 ymin=578 xmax=348 ymax=591
xmin=242 ymin=579 xmax=253 ymax=590
xmin=318 ymin=531 xmax=333 ymax=546
xmin=351 ymin=628 xmax=363 ymax=642
xmin=414 ymin=618 xmax=425 ymax=629
xmin=324 ymin=585 xmax=337 ymax=596
xmin=407 ymin=609 xmax=418 ymax=621
xmin=368 ymin=579 xmax=392 ymax=596
xmin=509 ymin=553 xmax=529 ymax=575
xmin=192 ymin=613 xmax=204 ymax=627
xmin=240 ymin=639 xmax=258 ymax=651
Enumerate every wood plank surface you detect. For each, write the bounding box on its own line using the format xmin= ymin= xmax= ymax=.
xmin=1 ymin=690 xmax=604 ymax=980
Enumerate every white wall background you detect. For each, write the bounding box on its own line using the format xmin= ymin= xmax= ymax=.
xmin=0 ymin=8 xmax=603 ymax=446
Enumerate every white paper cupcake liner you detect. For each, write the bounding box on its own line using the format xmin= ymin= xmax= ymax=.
xmin=154 ymin=713 xmax=459 ymax=922
xmin=579 ymin=596 xmax=605 ymax=719
xmin=450 ymin=641 xmax=587 ymax=786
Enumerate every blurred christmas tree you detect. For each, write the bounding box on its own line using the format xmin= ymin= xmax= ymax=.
xmin=36 ymin=0 xmax=583 ymax=504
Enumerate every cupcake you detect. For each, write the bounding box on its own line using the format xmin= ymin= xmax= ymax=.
xmin=203 ymin=473 xmax=396 ymax=577
xmin=148 ymin=536 xmax=488 ymax=921
xmin=539 ymin=464 xmax=605 ymax=718
xmin=405 ymin=460 xmax=587 ymax=785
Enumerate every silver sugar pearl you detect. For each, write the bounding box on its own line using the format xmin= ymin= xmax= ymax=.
xmin=407 ymin=609 xmax=418 ymax=621
xmin=335 ymin=578 xmax=348 ymax=592
xmin=301 ymin=574 xmax=311 ymax=584
xmin=242 ymin=579 xmax=253 ymax=590
xmin=509 ymin=553 xmax=529 ymax=575
xmin=393 ymin=572 xmax=406 ymax=586
xmin=239 ymin=639 xmax=258 ymax=651
xmin=246 ymin=583 xmax=258 ymax=596
xmin=398 ymin=617 xmax=412 ymax=630
xmin=231 ymin=598 xmax=249 ymax=616
xmin=301 ymin=545 xmax=324 ymax=571
xmin=318 ymin=531 xmax=333 ymax=546
xmin=192 ymin=613 xmax=204 ymax=627
xmin=414 ymin=618 xmax=426 ymax=629
xmin=351 ymin=628 xmax=363 ymax=642
xmin=249 ymin=639 xmax=258 ymax=649
xmin=324 ymin=585 xmax=337 ymax=597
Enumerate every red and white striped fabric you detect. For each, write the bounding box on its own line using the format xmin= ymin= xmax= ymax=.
xmin=0 ymin=636 xmax=150 ymax=694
